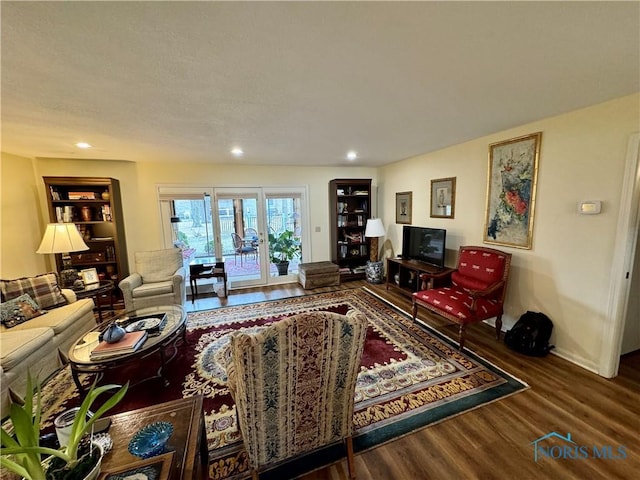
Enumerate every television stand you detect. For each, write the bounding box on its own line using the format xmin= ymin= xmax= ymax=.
xmin=386 ymin=257 xmax=454 ymax=297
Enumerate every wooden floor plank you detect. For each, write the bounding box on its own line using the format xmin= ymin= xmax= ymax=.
xmin=186 ymin=280 xmax=640 ymax=480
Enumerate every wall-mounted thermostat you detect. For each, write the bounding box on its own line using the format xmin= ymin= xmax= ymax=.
xmin=578 ymin=200 xmax=602 ymax=215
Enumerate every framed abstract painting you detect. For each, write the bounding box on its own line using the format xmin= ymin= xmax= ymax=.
xmin=484 ymin=132 xmax=542 ymax=249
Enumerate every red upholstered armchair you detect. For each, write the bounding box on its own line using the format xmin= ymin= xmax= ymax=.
xmin=412 ymin=246 xmax=512 ymax=350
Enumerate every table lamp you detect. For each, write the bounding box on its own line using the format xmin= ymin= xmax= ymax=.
xmin=364 ymin=218 xmax=385 ymax=262
xmin=36 ymin=223 xmax=89 ymax=287
xmin=364 ymin=218 xmax=385 ymax=284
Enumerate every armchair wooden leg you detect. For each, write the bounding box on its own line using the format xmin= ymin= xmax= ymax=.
xmin=411 ymin=301 xmax=418 ymax=322
xmin=345 ymin=436 xmax=356 ymax=479
xmin=458 ymin=324 xmax=466 ymax=351
xmin=251 ymin=469 xmax=259 ymax=480
xmin=495 ymin=315 xmax=503 ymax=341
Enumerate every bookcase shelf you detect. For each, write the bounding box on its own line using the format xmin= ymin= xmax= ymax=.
xmin=329 ymin=179 xmax=372 ymax=281
xmin=43 ymin=176 xmax=129 ymax=287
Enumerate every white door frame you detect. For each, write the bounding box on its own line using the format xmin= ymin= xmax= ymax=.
xmin=600 ymin=133 xmax=640 ymax=378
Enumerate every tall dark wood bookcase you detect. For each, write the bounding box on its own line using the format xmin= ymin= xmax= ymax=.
xmin=43 ymin=177 xmax=129 ymax=287
xmin=329 ymin=179 xmax=372 ymax=281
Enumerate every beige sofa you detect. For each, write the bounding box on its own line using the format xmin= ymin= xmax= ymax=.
xmin=0 ymin=281 xmax=96 ymax=416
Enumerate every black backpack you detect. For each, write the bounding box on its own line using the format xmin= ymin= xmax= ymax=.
xmin=504 ymin=311 xmax=554 ymax=357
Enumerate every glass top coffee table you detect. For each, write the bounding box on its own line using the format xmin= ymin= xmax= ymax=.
xmin=68 ymin=305 xmax=186 ymax=393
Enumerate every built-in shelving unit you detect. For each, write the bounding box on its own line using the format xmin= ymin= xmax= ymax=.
xmin=329 ymin=178 xmax=372 ymax=281
xmin=43 ymin=176 xmax=129 ymax=286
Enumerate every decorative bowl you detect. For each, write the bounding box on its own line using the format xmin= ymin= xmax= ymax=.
xmin=125 ymin=317 xmax=162 ymax=333
xmin=127 ymin=421 xmax=173 ymax=459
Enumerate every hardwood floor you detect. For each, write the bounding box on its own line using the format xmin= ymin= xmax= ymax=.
xmin=186 ymin=281 xmax=640 ymax=480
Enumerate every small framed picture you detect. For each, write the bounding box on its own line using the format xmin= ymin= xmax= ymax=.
xmin=80 ymin=268 xmax=99 ymax=285
xmin=395 ymin=192 xmax=412 ymax=224
xmin=98 ymin=451 xmax=174 ymax=480
xmin=430 ymin=177 xmax=456 ymax=219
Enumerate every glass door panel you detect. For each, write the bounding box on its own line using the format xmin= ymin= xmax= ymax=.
xmin=215 ymin=188 xmax=267 ymax=287
xmin=159 ymin=191 xmax=215 ymax=269
xmin=265 ymin=193 xmax=304 ymax=280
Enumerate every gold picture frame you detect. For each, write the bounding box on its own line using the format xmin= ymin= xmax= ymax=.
xmin=484 ymin=132 xmax=542 ymax=249
xmin=395 ymin=192 xmax=412 ymax=224
xmin=80 ymin=267 xmax=99 ymax=285
xmin=430 ymin=177 xmax=456 ymax=219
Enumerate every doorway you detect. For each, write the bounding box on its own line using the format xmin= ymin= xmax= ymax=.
xmin=160 ymin=185 xmax=309 ymax=292
xmin=214 ymin=188 xmax=267 ymax=287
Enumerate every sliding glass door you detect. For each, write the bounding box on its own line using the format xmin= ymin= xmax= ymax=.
xmin=159 ymin=185 xmax=309 ymax=291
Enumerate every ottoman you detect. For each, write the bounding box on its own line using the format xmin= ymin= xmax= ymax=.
xmin=298 ymin=261 xmax=340 ymax=289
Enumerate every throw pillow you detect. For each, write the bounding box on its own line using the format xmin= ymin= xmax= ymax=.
xmin=0 ymin=293 xmax=45 ymax=328
xmin=0 ymin=272 xmax=68 ymax=309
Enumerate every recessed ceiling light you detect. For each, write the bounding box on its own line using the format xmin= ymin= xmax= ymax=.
xmin=75 ymin=142 xmax=92 ymax=149
xmin=231 ymin=147 xmax=244 ymax=157
xmin=346 ymin=151 xmax=358 ymax=161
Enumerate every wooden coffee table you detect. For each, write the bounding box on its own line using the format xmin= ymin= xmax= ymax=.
xmin=101 ymin=396 xmax=208 ymax=480
xmin=67 ymin=305 xmax=186 ymax=392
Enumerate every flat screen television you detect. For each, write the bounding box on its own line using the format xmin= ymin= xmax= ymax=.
xmin=401 ymin=226 xmax=447 ymax=268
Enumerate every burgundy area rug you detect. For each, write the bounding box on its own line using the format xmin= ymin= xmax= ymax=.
xmin=36 ymin=288 xmax=528 ymax=480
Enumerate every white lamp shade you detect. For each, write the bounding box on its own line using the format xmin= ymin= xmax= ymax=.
xmin=36 ymin=223 xmax=89 ymax=254
xmin=365 ymin=218 xmax=385 ymax=238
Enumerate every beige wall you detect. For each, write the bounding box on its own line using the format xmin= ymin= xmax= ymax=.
xmin=378 ymin=93 xmax=640 ymax=372
xmin=28 ymin=160 xmax=377 ymax=274
xmin=0 ymin=153 xmax=48 ymax=277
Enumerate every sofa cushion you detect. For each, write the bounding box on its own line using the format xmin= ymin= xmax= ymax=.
xmin=132 ymin=281 xmax=174 ymax=298
xmin=0 ymin=273 xmax=67 ymax=309
xmin=0 ymin=327 xmax=54 ymax=371
xmin=0 ymin=299 xmax=94 ymax=336
xmin=0 ymin=293 xmax=45 ymax=328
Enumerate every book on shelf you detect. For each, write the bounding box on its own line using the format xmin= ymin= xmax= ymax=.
xmin=68 ymin=191 xmax=96 ymax=200
xmin=90 ymin=330 xmax=147 ymax=359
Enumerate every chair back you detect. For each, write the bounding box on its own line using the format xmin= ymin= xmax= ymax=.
xmin=231 ymin=232 xmax=243 ymax=250
xmin=227 ymin=310 xmax=368 ymax=470
xmin=134 ymin=248 xmax=182 ymax=283
xmin=244 ymin=228 xmax=258 ymax=240
xmin=452 ymin=246 xmax=511 ymax=299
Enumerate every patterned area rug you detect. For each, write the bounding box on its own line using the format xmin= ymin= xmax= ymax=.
xmin=34 ymin=288 xmax=527 ymax=480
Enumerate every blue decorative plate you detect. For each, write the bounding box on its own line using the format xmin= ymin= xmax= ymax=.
xmin=128 ymin=421 xmax=173 ymax=459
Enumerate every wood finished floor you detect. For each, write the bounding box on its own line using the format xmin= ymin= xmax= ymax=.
xmin=185 ymin=281 xmax=640 ymax=480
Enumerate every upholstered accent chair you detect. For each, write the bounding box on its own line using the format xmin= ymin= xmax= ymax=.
xmin=412 ymin=246 xmax=512 ymax=350
xmin=118 ymin=248 xmax=186 ymax=311
xmin=226 ymin=310 xmax=368 ymax=480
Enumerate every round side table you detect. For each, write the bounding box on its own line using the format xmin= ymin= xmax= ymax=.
xmin=73 ymin=280 xmax=114 ymax=323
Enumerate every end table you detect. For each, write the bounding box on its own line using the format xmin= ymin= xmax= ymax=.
xmin=73 ymin=280 xmax=114 ymax=323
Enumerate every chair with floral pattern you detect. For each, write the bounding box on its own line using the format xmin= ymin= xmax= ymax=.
xmin=226 ymin=310 xmax=368 ymax=479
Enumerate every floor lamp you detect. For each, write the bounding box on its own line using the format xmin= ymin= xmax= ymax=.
xmin=36 ymin=223 xmax=89 ymax=288
xmin=364 ymin=218 xmax=385 ymax=283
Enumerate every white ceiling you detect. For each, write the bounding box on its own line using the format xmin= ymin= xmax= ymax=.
xmin=2 ymin=1 xmax=639 ymax=167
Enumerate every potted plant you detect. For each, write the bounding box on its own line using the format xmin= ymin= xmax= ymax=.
xmin=268 ymin=230 xmax=301 ymax=276
xmin=1 ymin=373 xmax=128 ymax=480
